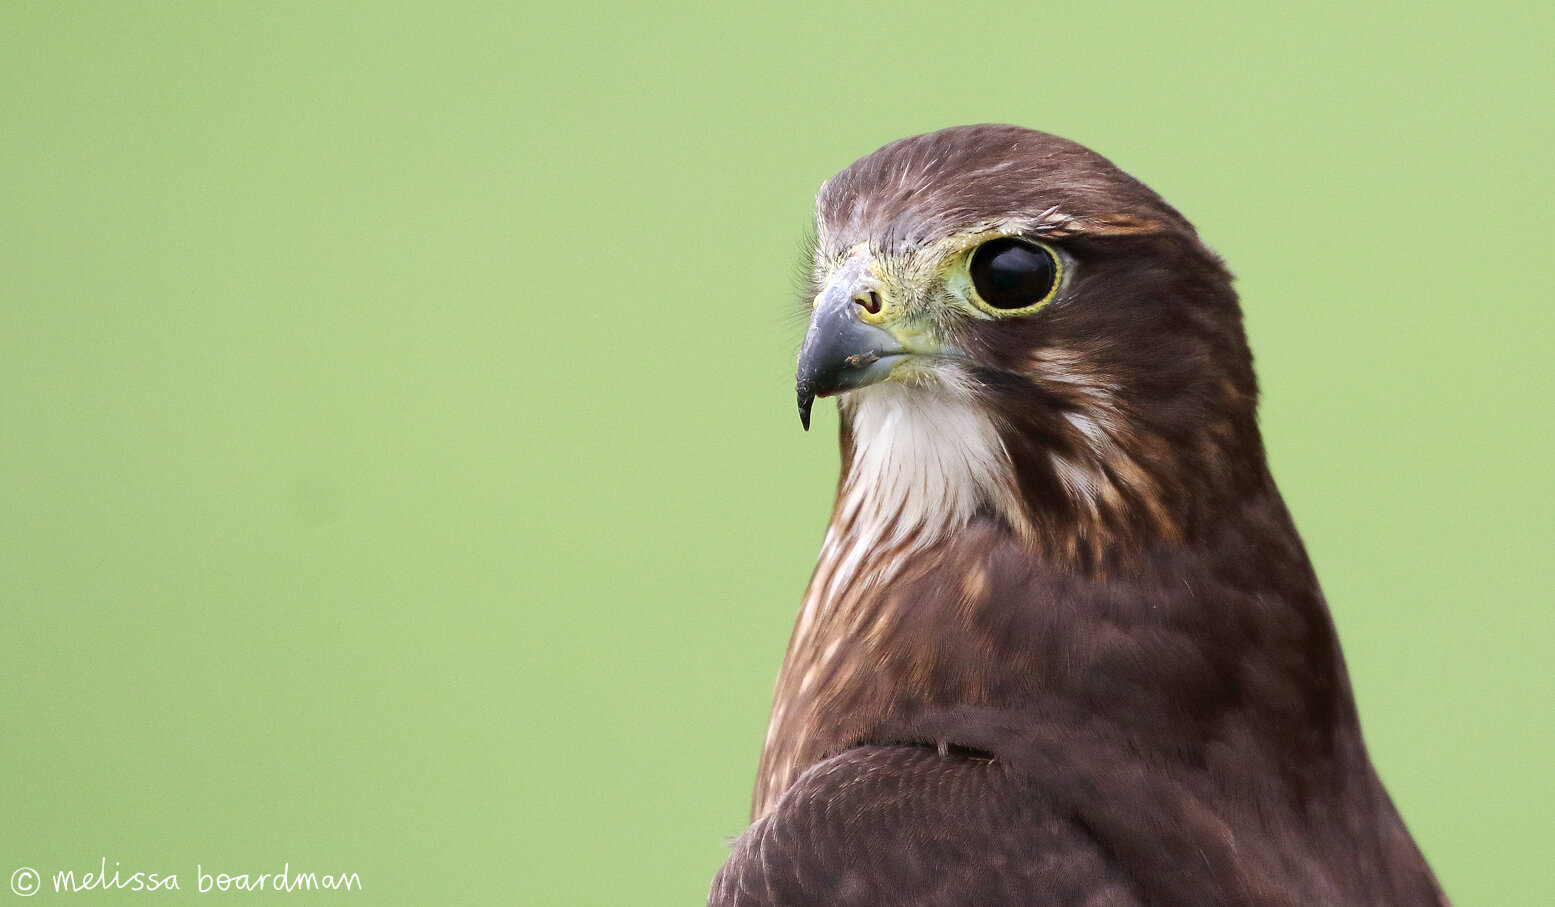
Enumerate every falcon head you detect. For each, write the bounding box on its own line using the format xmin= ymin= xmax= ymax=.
xmin=796 ymin=125 xmax=1267 ymax=566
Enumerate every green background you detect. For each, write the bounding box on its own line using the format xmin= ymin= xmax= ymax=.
xmin=3 ymin=3 xmax=1550 ymax=904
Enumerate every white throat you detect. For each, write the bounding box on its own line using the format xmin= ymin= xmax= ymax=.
xmin=836 ymin=375 xmax=1018 ymax=544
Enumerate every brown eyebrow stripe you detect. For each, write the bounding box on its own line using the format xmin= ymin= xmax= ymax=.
xmin=1045 ymin=214 xmax=1170 ymax=238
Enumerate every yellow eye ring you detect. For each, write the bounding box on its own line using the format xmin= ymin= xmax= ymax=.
xmin=966 ymin=237 xmax=1062 ymax=316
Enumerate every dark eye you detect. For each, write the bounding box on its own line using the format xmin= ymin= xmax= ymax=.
xmin=969 ymin=237 xmax=1059 ymax=312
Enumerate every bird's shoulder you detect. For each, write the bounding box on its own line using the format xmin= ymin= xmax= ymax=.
xmin=709 ymin=743 xmax=1143 ymax=907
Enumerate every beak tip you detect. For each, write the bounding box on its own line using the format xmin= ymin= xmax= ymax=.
xmin=797 ymin=389 xmax=814 ymax=431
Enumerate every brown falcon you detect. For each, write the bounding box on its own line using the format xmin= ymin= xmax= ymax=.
xmin=709 ymin=125 xmax=1448 ymax=906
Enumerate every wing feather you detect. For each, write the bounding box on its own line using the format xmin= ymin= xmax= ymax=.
xmin=711 ymin=744 xmax=1143 ymax=907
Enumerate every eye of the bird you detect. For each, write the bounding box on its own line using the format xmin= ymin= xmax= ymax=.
xmin=967 ymin=237 xmax=1061 ymax=315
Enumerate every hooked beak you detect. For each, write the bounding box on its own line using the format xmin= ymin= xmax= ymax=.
xmin=795 ymin=266 xmax=908 ymax=430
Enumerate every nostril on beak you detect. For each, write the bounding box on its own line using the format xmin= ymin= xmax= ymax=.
xmin=853 ymin=291 xmax=883 ymax=315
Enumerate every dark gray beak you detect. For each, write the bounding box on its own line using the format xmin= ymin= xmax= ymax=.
xmin=796 ymin=272 xmax=907 ymax=430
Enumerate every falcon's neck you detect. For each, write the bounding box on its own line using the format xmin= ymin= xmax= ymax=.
xmin=753 ymin=377 xmax=1362 ymax=820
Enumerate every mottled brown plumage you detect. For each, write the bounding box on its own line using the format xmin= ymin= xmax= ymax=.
xmin=712 ymin=126 xmax=1446 ymax=906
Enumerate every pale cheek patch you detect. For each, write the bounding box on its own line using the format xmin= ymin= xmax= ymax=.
xmin=1027 ymin=349 xmax=1179 ymax=541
